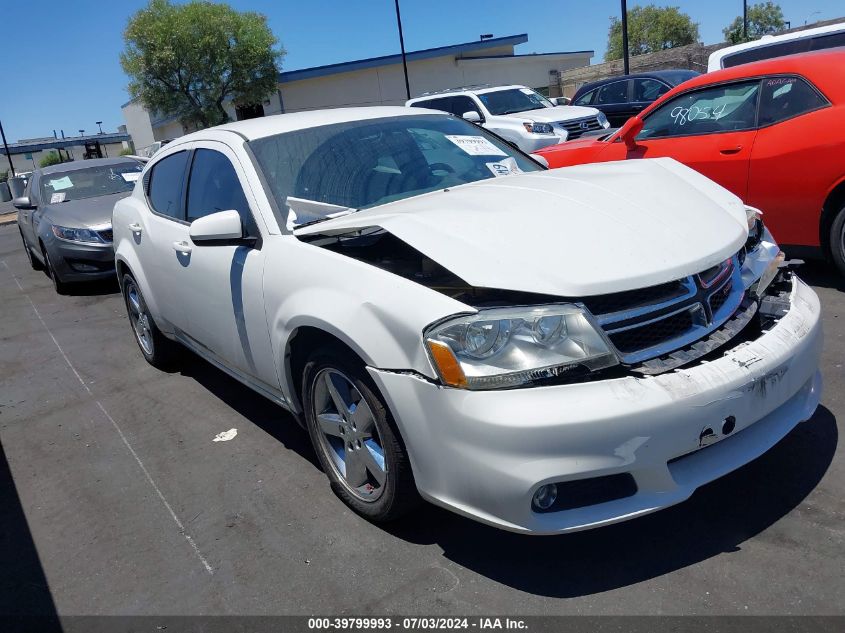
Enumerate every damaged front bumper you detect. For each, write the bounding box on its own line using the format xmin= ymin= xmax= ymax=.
xmin=368 ymin=274 xmax=822 ymax=534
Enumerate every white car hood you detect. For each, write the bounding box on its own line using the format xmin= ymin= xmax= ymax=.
xmin=502 ymin=105 xmax=599 ymax=122
xmin=294 ymin=158 xmax=748 ymax=297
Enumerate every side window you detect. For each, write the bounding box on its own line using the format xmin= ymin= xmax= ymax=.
xmin=573 ymin=89 xmax=596 ymax=106
xmin=633 ymin=78 xmax=670 ymax=102
xmin=450 ymin=96 xmax=481 ymax=118
xmin=411 ymin=97 xmax=452 ymax=114
xmin=638 ymin=81 xmax=760 ymax=139
xmin=596 ymin=81 xmax=629 ymax=105
xmin=186 ymin=149 xmax=251 ymax=224
xmin=758 ymin=76 xmax=827 ymax=126
xmin=148 ymin=151 xmax=189 ymax=219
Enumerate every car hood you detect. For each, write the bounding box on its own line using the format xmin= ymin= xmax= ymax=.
xmin=501 ymin=105 xmax=599 ymax=122
xmin=294 ymin=158 xmax=748 ymax=297
xmin=41 ymin=192 xmax=129 ymax=228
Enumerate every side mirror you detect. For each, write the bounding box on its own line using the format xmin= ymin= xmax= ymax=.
xmin=462 ymin=111 xmax=482 ymax=123
xmin=189 ymin=210 xmax=244 ymax=244
xmin=552 ymin=97 xmax=571 ymax=106
xmin=12 ymin=196 xmax=35 ymax=210
xmin=621 ymin=117 xmax=644 ymax=150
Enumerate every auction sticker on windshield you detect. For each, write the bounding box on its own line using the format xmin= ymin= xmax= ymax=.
xmin=49 ymin=176 xmax=73 ymax=191
xmin=445 ymin=135 xmax=507 ymax=156
xmin=486 ymin=157 xmax=523 ymax=177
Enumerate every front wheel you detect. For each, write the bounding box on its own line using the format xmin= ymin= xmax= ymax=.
xmin=20 ymin=229 xmax=43 ymax=271
xmin=42 ymin=248 xmax=69 ymax=295
xmin=302 ymin=346 xmax=419 ymax=522
xmin=829 ymin=205 xmax=845 ymax=277
xmin=121 ymin=273 xmax=181 ymax=369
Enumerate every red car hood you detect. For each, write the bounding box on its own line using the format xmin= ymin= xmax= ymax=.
xmin=536 ymin=135 xmax=612 ymax=167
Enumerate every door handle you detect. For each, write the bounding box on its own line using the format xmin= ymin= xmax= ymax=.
xmin=719 ymin=146 xmax=743 ymax=155
xmin=128 ymin=222 xmax=142 ymax=234
xmin=173 ymin=241 xmax=192 ymax=255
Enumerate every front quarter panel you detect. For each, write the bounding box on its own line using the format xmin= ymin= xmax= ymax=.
xmin=262 ymin=236 xmax=473 ymax=405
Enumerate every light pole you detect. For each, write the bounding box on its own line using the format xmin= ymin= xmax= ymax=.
xmin=96 ymin=121 xmax=104 ymax=134
xmin=621 ymin=0 xmax=630 ymax=75
xmin=743 ymin=0 xmax=748 ymax=40
xmin=393 ymin=0 xmax=411 ymax=100
xmin=0 ymin=118 xmax=15 ymax=177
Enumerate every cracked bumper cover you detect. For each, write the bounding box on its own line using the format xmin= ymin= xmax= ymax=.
xmin=368 ymin=275 xmax=822 ymax=534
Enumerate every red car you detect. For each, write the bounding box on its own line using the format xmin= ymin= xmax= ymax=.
xmin=537 ymin=50 xmax=845 ymax=274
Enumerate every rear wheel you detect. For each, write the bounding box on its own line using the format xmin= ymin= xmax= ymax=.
xmin=121 ymin=273 xmax=181 ymax=369
xmin=19 ymin=229 xmax=43 ymax=270
xmin=302 ymin=346 xmax=419 ymax=522
xmin=830 ymin=204 xmax=845 ymax=277
xmin=42 ymin=247 xmax=69 ymax=295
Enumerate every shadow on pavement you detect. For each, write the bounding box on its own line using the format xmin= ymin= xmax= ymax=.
xmin=0 ymin=439 xmax=61 ymax=628
xmin=795 ymin=260 xmax=845 ymax=292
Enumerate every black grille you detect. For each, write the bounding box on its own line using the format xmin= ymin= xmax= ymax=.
xmin=608 ymin=309 xmax=695 ymax=354
xmin=581 ymin=280 xmax=689 ymax=316
xmin=584 ymin=255 xmax=744 ymax=365
xmin=709 ymin=279 xmax=733 ymax=314
xmin=558 ymin=116 xmax=603 ymax=140
xmin=97 ymin=229 xmax=113 ymax=243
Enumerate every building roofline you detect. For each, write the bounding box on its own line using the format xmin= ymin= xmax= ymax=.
xmin=0 ymin=133 xmax=131 ymax=156
xmin=457 ymin=50 xmax=594 ymax=61
xmin=278 ymin=33 xmax=530 ymax=83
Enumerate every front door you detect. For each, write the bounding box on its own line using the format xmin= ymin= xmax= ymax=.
xmin=628 ymin=79 xmax=762 ymax=199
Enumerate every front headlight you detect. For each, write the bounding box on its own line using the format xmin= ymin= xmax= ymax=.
xmin=424 ymin=305 xmax=619 ymax=389
xmin=51 ymin=224 xmax=108 ymax=244
xmin=522 ymin=122 xmax=555 ymax=135
xmin=596 ymin=111 xmax=609 ymax=128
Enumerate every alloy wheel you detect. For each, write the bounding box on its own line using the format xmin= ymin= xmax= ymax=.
xmin=311 ymin=368 xmax=387 ymax=502
xmin=125 ymin=280 xmax=154 ymax=356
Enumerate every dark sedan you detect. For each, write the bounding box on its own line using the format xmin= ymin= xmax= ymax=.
xmin=13 ymin=157 xmax=144 ymax=293
xmin=571 ymin=70 xmax=700 ymax=127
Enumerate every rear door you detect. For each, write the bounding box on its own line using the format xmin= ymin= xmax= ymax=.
xmin=139 ymin=147 xmax=192 ymax=333
xmin=594 ymin=79 xmax=632 ymax=127
xmin=630 ymin=78 xmax=672 ymax=120
xmin=632 ymin=79 xmax=761 ymax=199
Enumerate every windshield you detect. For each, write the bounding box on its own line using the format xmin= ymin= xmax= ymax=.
xmin=477 ymin=88 xmax=554 ymax=115
xmin=41 ymin=162 xmax=144 ymax=203
xmin=249 ymin=114 xmax=542 ymax=227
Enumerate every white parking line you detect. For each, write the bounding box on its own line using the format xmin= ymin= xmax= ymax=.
xmin=1 ymin=260 xmax=215 ymax=575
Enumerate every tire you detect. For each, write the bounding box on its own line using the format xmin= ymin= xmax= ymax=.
xmin=20 ymin=229 xmax=43 ymax=271
xmin=302 ymin=345 xmax=419 ymax=522
xmin=829 ymin=204 xmax=845 ymax=277
xmin=121 ymin=273 xmax=181 ymax=369
xmin=42 ymin=247 xmax=69 ymax=295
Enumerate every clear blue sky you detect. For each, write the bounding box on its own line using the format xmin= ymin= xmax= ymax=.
xmin=0 ymin=0 xmax=842 ymax=141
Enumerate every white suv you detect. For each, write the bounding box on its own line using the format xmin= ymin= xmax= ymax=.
xmin=407 ymin=84 xmax=609 ymax=153
xmin=113 ymin=107 xmax=821 ymax=534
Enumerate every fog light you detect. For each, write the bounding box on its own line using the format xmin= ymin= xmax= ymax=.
xmin=532 ymin=483 xmax=558 ymax=511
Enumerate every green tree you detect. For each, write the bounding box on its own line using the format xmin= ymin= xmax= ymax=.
xmin=723 ymin=2 xmax=786 ymax=44
xmin=606 ymin=5 xmax=699 ymax=61
xmin=119 ymin=148 xmax=135 ymax=156
xmin=121 ymin=0 xmax=284 ymax=129
xmin=39 ymin=151 xmax=67 ymax=168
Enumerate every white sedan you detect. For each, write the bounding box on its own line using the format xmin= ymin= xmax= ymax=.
xmin=113 ymin=107 xmax=821 ymax=534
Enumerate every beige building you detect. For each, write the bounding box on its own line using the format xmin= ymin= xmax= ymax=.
xmin=122 ymin=33 xmax=592 ymax=147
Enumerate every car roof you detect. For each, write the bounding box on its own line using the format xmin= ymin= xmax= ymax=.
xmin=408 ymin=85 xmax=529 ymax=101
xmin=575 ymin=70 xmax=698 ymax=95
xmin=651 ymin=49 xmax=845 ymax=105
xmin=36 ymin=157 xmax=142 ymax=177
xmin=186 ymin=106 xmax=439 ymax=142
xmin=708 ymin=22 xmax=845 ymax=71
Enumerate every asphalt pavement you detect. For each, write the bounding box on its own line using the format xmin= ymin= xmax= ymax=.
xmin=0 ymin=223 xmax=843 ymax=616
